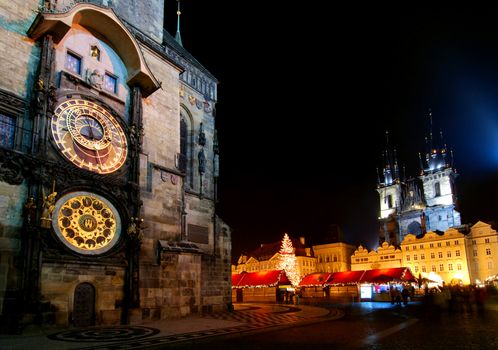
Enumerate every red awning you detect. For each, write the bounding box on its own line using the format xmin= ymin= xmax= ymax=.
xmin=231 ymin=270 xmax=290 ymax=288
xmin=299 ymin=272 xmax=332 ymax=287
xmin=326 ymin=270 xmax=366 ymax=285
xmin=360 ymin=267 xmax=417 ymax=283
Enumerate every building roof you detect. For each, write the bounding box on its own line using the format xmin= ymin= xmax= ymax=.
xmin=326 ymin=270 xmax=366 ymax=286
xmin=244 ymin=238 xmax=313 ymax=261
xmin=231 ymin=270 xmax=290 ymax=289
xmin=298 ymin=273 xmax=333 ymax=287
xmin=360 ymin=267 xmax=416 ymax=283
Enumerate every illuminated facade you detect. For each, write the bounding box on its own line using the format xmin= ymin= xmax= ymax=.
xmin=465 ymin=221 xmax=498 ymax=284
xmin=233 ymin=237 xmax=316 ymax=281
xmin=351 ymin=242 xmax=403 ymax=271
xmin=377 ymin=112 xmax=460 ymax=246
xmin=313 ymin=242 xmax=356 ymax=273
xmin=0 ymin=0 xmax=231 ymax=328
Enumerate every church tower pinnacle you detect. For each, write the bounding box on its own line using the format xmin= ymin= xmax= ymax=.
xmin=175 ymin=0 xmax=183 ymax=47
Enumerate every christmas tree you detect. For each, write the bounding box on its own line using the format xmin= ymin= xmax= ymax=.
xmin=277 ymin=233 xmax=301 ymax=286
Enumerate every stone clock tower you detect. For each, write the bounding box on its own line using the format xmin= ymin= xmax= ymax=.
xmin=0 ymin=1 xmax=230 ymax=329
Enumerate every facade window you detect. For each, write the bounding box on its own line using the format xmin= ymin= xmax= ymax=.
xmin=430 ymin=252 xmax=435 ymax=259
xmin=414 ymin=255 xmax=418 ymax=261
xmin=439 ymin=264 xmax=444 ymax=271
xmin=446 ymin=241 xmax=450 ymax=247
xmin=456 ymin=250 xmax=460 ymax=257
xmin=406 ymin=255 xmax=410 ymax=261
xmin=472 ymin=240 xmax=476 ymax=245
xmin=430 ymin=243 xmax=434 ymax=248
xmin=65 ymin=51 xmax=82 ymax=75
xmin=438 ymin=252 xmax=443 ymax=258
xmin=405 ymin=246 xmax=409 ymax=251
xmin=414 ymin=266 xmax=419 ymax=273
xmin=454 ymin=240 xmax=459 ymax=245
xmin=104 ymin=73 xmax=118 ymax=93
xmin=485 ymin=238 xmax=490 ymax=244
xmin=432 ymin=265 xmax=437 ymax=272
xmin=434 ymin=182 xmax=441 ymax=197
xmin=333 ymin=256 xmax=338 ymax=262
xmin=422 ymin=266 xmax=426 ymax=272
xmin=413 ymin=246 xmax=417 ymax=250
xmin=0 ymin=114 xmax=15 ymax=148
xmin=473 ymin=250 xmax=478 ymax=257
xmin=488 ymin=261 xmax=493 ymax=270
xmin=447 ymin=251 xmax=451 ymax=258
xmin=179 ymin=111 xmax=193 ymax=188
xmin=387 ymin=194 xmax=393 ymax=208
xmin=448 ymin=264 xmax=453 ymax=271
xmin=438 ymin=242 xmax=442 ymax=247
xmin=457 ymin=264 xmax=462 ymax=271
xmin=486 ymin=248 xmax=491 ymax=256
xmin=420 ymin=244 xmax=424 ymax=249
xmin=421 ymin=254 xmax=425 ymax=260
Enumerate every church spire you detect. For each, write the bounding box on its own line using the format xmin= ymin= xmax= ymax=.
xmin=175 ymin=0 xmax=183 ymax=47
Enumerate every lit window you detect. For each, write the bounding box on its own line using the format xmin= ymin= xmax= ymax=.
xmin=457 ymin=264 xmax=462 ymax=271
xmin=414 ymin=254 xmax=418 ymax=261
xmin=486 ymin=248 xmax=491 ymax=256
xmin=104 ymin=73 xmax=117 ymax=93
xmin=421 ymin=254 xmax=425 ymax=260
xmin=406 ymin=255 xmax=410 ymax=261
xmin=432 ymin=265 xmax=436 ymax=272
xmin=422 ymin=266 xmax=426 ymax=272
xmin=65 ymin=51 xmax=81 ymax=75
xmin=430 ymin=252 xmax=435 ymax=259
xmin=414 ymin=266 xmax=419 ymax=273
xmin=438 ymin=252 xmax=443 ymax=258
xmin=0 ymin=113 xmax=15 ymax=148
xmin=447 ymin=251 xmax=451 ymax=258
xmin=456 ymin=250 xmax=460 ymax=257
xmin=448 ymin=264 xmax=453 ymax=271
xmin=439 ymin=264 xmax=444 ymax=271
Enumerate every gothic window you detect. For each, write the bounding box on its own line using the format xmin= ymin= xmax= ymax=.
xmin=179 ymin=109 xmax=193 ymax=188
xmin=387 ymin=194 xmax=393 ymax=208
xmin=0 ymin=113 xmax=15 ymax=148
xmin=434 ymin=182 xmax=441 ymax=197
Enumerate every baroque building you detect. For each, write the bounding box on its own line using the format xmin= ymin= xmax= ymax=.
xmin=0 ymin=0 xmax=230 ymax=328
xmin=377 ymin=111 xmax=460 ymax=246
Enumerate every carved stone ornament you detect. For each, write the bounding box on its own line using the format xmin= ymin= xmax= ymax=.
xmin=188 ymin=95 xmax=196 ymax=105
xmin=0 ymin=149 xmax=28 ymax=185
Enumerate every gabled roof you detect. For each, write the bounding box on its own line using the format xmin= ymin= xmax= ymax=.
xmin=231 ymin=270 xmax=290 ymax=289
xmin=299 ymin=273 xmax=332 ymax=287
xmin=326 ymin=270 xmax=366 ymax=286
xmin=360 ymin=267 xmax=416 ymax=283
xmin=244 ymin=238 xmax=313 ymax=261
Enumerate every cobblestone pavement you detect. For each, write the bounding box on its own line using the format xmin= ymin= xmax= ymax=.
xmin=0 ymin=303 xmax=340 ymax=350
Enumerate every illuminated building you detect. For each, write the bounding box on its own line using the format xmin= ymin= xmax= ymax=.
xmin=314 ymin=242 xmax=356 ymax=273
xmin=465 ymin=221 xmax=498 ymax=284
xmin=0 ymin=1 xmax=230 ymax=327
xmin=377 ymin=110 xmax=460 ymax=246
xmin=233 ymin=236 xmax=316 ymax=281
xmin=351 ymin=242 xmax=403 ymax=271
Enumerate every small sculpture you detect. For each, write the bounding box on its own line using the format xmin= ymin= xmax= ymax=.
xmin=127 ymin=217 xmax=145 ymax=243
xmin=40 ymin=190 xmax=57 ymax=229
xmin=23 ymin=196 xmax=37 ymax=226
xmin=88 ymin=69 xmax=103 ymax=89
xmin=198 ymin=122 xmax=206 ymax=146
xmin=198 ymin=149 xmax=206 ymax=174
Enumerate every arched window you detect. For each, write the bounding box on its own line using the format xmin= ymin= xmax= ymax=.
xmin=434 ymin=182 xmax=441 ymax=197
xmin=179 ymin=108 xmax=193 ymax=188
xmin=387 ymin=194 xmax=393 ymax=208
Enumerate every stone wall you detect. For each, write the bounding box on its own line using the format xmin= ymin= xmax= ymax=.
xmin=40 ymin=262 xmax=125 ymax=326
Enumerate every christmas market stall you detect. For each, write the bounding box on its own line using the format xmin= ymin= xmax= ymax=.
xmin=325 ymin=270 xmax=366 ymax=300
xmin=231 ymin=270 xmax=291 ymax=303
xmin=358 ymin=267 xmax=417 ymax=301
xmin=298 ymin=272 xmax=333 ymax=298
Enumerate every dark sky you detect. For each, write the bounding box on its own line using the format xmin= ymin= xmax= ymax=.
xmin=164 ymin=4 xmax=498 ymax=259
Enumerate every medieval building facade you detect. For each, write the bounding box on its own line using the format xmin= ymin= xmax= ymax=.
xmin=0 ymin=0 xmax=231 ymax=328
xmin=377 ymin=112 xmax=461 ymax=247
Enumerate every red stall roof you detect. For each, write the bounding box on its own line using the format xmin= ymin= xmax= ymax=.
xmin=326 ymin=270 xmax=366 ymax=285
xmin=360 ymin=267 xmax=417 ymax=283
xmin=299 ymin=272 xmax=332 ymax=287
xmin=231 ymin=270 xmax=290 ymax=289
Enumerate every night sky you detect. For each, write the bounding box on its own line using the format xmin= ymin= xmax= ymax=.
xmin=164 ymin=4 xmax=498 ymax=260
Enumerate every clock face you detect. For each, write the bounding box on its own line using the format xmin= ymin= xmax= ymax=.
xmin=52 ymin=191 xmax=121 ymax=255
xmin=51 ymin=99 xmax=128 ymax=174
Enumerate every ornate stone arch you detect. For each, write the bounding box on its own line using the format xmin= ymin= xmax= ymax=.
xmin=28 ymin=3 xmax=160 ymax=97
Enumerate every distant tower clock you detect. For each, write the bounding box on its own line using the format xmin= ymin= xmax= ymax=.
xmin=51 ymin=99 xmax=128 ymax=174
